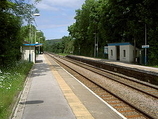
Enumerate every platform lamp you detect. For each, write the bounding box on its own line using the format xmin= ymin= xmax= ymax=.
xmin=94 ymin=33 xmax=96 ymax=57
xmin=139 ymin=20 xmax=147 ymax=65
xmin=35 ymin=30 xmax=41 ymax=43
xmin=29 ymin=13 xmax=40 ymax=62
xmin=144 ymin=24 xmax=147 ymax=65
xmin=33 ymin=13 xmax=40 ymax=43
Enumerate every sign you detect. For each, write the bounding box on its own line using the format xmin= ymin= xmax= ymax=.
xmin=104 ymin=46 xmax=108 ymax=54
xmin=142 ymin=45 xmax=149 ymax=48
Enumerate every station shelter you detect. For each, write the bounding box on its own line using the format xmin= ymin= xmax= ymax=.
xmin=22 ymin=43 xmax=42 ymax=63
xmin=107 ymin=42 xmax=140 ymax=63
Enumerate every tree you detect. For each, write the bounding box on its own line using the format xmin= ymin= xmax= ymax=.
xmin=0 ymin=0 xmax=41 ymax=66
xmin=69 ymin=0 xmax=97 ymax=56
xmin=68 ymin=0 xmax=158 ymax=65
xmin=21 ymin=25 xmax=45 ymax=43
xmin=62 ymin=36 xmax=74 ymax=54
xmin=0 ymin=10 xmax=22 ymax=66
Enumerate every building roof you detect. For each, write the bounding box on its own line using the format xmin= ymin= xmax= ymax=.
xmin=23 ymin=43 xmax=43 ymax=47
xmin=108 ymin=42 xmax=132 ymax=46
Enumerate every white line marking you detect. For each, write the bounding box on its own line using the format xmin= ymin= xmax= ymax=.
xmin=48 ymin=54 xmax=127 ymax=119
xmin=60 ymin=64 xmax=127 ymax=119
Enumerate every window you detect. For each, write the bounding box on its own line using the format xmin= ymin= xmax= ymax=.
xmin=123 ymin=50 xmax=126 ymax=57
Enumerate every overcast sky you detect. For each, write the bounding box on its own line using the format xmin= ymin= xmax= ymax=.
xmin=33 ymin=0 xmax=85 ymax=40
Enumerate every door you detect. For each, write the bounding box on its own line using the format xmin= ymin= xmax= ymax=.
xmin=116 ymin=46 xmax=120 ymax=60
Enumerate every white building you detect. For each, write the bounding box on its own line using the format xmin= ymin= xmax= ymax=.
xmin=22 ymin=43 xmax=42 ymax=63
xmin=107 ymin=42 xmax=139 ymax=63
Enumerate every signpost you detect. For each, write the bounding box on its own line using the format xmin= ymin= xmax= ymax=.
xmin=142 ymin=45 xmax=149 ymax=65
xmin=142 ymin=45 xmax=149 ymax=49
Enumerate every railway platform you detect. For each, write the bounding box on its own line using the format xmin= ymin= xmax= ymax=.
xmin=67 ymin=55 xmax=158 ymax=85
xmin=69 ymin=55 xmax=158 ymax=74
xmin=12 ymin=54 xmax=125 ymax=119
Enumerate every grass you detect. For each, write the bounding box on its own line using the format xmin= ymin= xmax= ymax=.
xmin=57 ymin=53 xmax=70 ymax=56
xmin=0 ymin=60 xmax=33 ymax=119
xmin=153 ymin=65 xmax=158 ymax=68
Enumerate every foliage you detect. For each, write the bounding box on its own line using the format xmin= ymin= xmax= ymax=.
xmin=62 ymin=36 xmax=74 ymax=54
xmin=44 ymin=36 xmax=74 ymax=54
xmin=0 ymin=0 xmax=42 ymax=66
xmin=68 ymin=0 xmax=158 ymax=65
xmin=0 ymin=12 xmax=22 ymax=66
xmin=21 ymin=25 xmax=45 ymax=44
xmin=0 ymin=60 xmax=33 ymax=119
xmin=44 ymin=39 xmax=62 ymax=52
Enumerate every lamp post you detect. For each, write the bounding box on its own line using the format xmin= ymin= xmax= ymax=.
xmin=33 ymin=13 xmax=40 ymax=44
xmin=29 ymin=22 xmax=32 ymax=62
xmin=35 ymin=30 xmax=41 ymax=43
xmin=144 ymin=24 xmax=147 ymax=65
xmin=39 ymin=37 xmax=42 ymax=54
xmin=94 ymin=33 xmax=96 ymax=57
xmin=139 ymin=20 xmax=148 ymax=65
xmin=94 ymin=33 xmax=98 ymax=57
xmin=29 ymin=13 xmax=40 ymax=62
xmin=32 ymin=13 xmax=40 ymax=44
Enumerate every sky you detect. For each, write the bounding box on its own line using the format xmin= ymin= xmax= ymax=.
xmin=33 ymin=0 xmax=86 ymax=40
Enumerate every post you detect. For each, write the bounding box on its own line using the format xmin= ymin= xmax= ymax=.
xmin=39 ymin=38 xmax=40 ymax=54
xmin=94 ymin=33 xmax=96 ymax=57
xmin=29 ymin=13 xmax=40 ymax=62
xmin=134 ymin=38 xmax=136 ymax=63
xmin=145 ymin=24 xmax=147 ymax=65
xmin=29 ymin=23 xmax=31 ymax=62
xmin=35 ymin=30 xmax=41 ymax=43
xmin=96 ymin=34 xmax=98 ymax=57
xmin=39 ymin=37 xmax=42 ymax=54
xmin=35 ymin=31 xmax=36 ymax=43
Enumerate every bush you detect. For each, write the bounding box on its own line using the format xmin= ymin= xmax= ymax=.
xmin=0 ymin=60 xmax=33 ymax=119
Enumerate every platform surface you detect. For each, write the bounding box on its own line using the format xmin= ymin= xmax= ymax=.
xmin=73 ymin=55 xmax=158 ymax=74
xmin=12 ymin=54 xmax=125 ymax=119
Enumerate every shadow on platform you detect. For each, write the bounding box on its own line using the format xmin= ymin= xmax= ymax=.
xmin=20 ymin=100 xmax=44 ymax=105
xmin=31 ymin=61 xmax=50 ymax=78
xmin=36 ymin=60 xmax=43 ymax=63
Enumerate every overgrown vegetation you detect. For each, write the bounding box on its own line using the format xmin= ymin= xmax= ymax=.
xmin=0 ymin=0 xmax=44 ymax=66
xmin=44 ymin=36 xmax=74 ymax=54
xmin=45 ymin=0 xmax=158 ymax=65
xmin=0 ymin=60 xmax=33 ymax=119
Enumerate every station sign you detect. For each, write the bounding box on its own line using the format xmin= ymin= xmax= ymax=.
xmin=142 ymin=45 xmax=149 ymax=48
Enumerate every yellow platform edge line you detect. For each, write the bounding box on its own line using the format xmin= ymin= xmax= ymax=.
xmin=44 ymin=55 xmax=94 ymax=119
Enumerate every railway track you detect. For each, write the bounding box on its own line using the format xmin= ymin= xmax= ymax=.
xmin=45 ymin=53 xmax=158 ymax=119
xmin=65 ymin=57 xmax=158 ymax=99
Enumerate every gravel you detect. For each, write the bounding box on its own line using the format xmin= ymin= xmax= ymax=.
xmin=57 ymin=57 xmax=158 ymax=119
